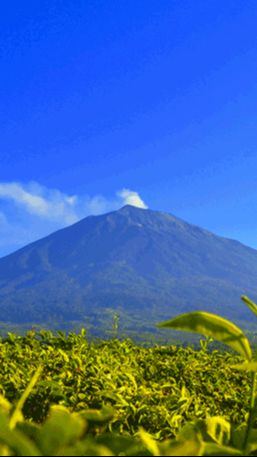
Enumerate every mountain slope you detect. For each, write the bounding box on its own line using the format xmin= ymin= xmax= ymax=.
xmin=1 ymin=205 xmax=257 ymax=330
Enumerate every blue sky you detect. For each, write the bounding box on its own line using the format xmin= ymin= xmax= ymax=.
xmin=1 ymin=0 xmax=257 ymax=256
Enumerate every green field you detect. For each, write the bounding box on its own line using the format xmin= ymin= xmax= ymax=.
xmin=0 ymin=328 xmax=256 ymax=455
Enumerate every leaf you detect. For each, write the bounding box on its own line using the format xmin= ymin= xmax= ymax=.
xmin=79 ymin=406 xmax=114 ymax=424
xmin=96 ymin=434 xmax=144 ymax=456
xmin=231 ymin=362 xmax=257 ymax=372
xmin=202 ymin=442 xmax=242 ymax=456
xmin=241 ymin=295 xmax=257 ymax=319
xmin=0 ymin=414 xmax=41 ymax=456
xmin=58 ymin=349 xmax=69 ymax=362
xmin=157 ymin=312 xmax=252 ymax=361
xmin=17 ymin=421 xmax=40 ymax=442
xmin=138 ymin=428 xmax=160 ymax=456
xmin=55 ymin=441 xmax=114 ymax=456
xmin=36 ymin=405 xmax=86 ymax=455
xmin=0 ymin=429 xmax=42 ymax=456
xmin=231 ymin=426 xmax=257 ymax=454
xmin=0 ymin=395 xmax=11 ymax=414
xmin=159 ymin=438 xmax=204 ymax=456
xmin=9 ymin=365 xmax=43 ymax=430
xmin=177 ymin=420 xmax=239 ymax=455
xmin=205 ymin=417 xmax=231 ymax=446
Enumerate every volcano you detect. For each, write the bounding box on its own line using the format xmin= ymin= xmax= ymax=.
xmin=1 ymin=205 xmax=257 ymax=332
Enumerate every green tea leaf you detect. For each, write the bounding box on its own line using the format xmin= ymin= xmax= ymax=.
xmin=0 ymin=395 xmax=11 ymax=414
xmin=231 ymin=362 xmax=257 ymax=372
xmin=79 ymin=406 xmax=114 ymax=424
xmin=157 ymin=312 xmax=252 ymax=360
xmin=138 ymin=428 xmax=160 ymax=456
xmin=96 ymin=434 xmax=144 ymax=456
xmin=241 ymin=295 xmax=257 ymax=319
xmin=205 ymin=417 xmax=231 ymax=445
xmin=55 ymin=441 xmax=114 ymax=456
xmin=9 ymin=365 xmax=43 ymax=430
xmin=159 ymin=438 xmax=203 ymax=456
xmin=0 ymin=414 xmax=41 ymax=457
xmin=36 ymin=405 xmax=86 ymax=455
xmin=202 ymin=442 xmax=242 ymax=456
xmin=232 ymin=426 xmax=257 ymax=454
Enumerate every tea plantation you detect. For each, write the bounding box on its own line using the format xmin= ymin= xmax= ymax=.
xmin=0 ymin=328 xmax=256 ymax=455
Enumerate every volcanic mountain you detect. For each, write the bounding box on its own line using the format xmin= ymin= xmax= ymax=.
xmin=1 ymin=205 xmax=257 ymax=332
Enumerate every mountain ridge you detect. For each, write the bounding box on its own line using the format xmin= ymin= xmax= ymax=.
xmin=0 ymin=205 xmax=257 ymax=332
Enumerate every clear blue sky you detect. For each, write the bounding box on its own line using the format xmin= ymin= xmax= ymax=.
xmin=1 ymin=0 xmax=257 ymax=256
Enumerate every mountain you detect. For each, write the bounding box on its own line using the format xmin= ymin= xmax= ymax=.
xmin=1 ymin=205 xmax=257 ymax=334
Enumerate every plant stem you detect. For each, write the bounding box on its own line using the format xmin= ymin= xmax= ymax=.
xmin=243 ymin=371 xmax=257 ymax=453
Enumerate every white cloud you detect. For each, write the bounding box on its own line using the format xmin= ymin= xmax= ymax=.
xmin=0 ymin=182 xmax=48 ymax=215
xmin=0 ymin=181 xmax=148 ymax=257
xmin=0 ymin=182 xmax=80 ymax=224
xmin=117 ymin=188 xmax=148 ymax=209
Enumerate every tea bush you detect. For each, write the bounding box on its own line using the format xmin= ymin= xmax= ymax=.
xmin=2 ymin=295 xmax=257 ymax=455
xmin=0 ymin=330 xmax=251 ymax=437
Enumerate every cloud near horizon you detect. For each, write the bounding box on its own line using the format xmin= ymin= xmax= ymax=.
xmin=0 ymin=181 xmax=148 ymax=257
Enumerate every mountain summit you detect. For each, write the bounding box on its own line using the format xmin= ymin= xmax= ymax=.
xmin=1 ymin=205 xmax=257 ymax=330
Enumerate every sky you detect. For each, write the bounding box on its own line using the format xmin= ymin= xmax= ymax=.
xmin=1 ymin=0 xmax=257 ymax=257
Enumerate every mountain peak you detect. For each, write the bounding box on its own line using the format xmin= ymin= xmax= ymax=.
xmin=118 ymin=204 xmax=147 ymax=212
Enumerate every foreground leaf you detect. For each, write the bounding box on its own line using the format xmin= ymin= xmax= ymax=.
xmin=157 ymin=312 xmax=252 ymax=360
xmin=205 ymin=417 xmax=231 ymax=446
xmin=9 ymin=365 xmax=42 ymax=430
xmin=36 ymin=406 xmax=86 ymax=455
xmin=202 ymin=442 xmax=242 ymax=456
xmin=231 ymin=362 xmax=257 ymax=372
xmin=241 ymin=295 xmax=257 ymax=319
xmin=231 ymin=426 xmax=257 ymax=454
xmin=138 ymin=428 xmax=160 ymax=456
xmin=0 ymin=414 xmax=41 ymax=456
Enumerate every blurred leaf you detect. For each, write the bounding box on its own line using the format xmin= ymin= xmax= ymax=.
xmin=231 ymin=362 xmax=257 ymax=372
xmin=241 ymin=295 xmax=257 ymax=319
xmin=0 ymin=395 xmax=11 ymax=414
xmin=55 ymin=440 xmax=113 ymax=456
xmin=231 ymin=425 xmax=257 ymax=454
xmin=79 ymin=406 xmax=114 ymax=424
xmin=9 ymin=365 xmax=42 ymax=430
xmin=36 ymin=405 xmax=86 ymax=455
xmin=205 ymin=416 xmax=231 ymax=445
xmin=138 ymin=428 xmax=160 ymax=456
xmin=0 ymin=414 xmax=41 ymax=457
xmin=202 ymin=442 xmax=242 ymax=456
xmin=159 ymin=438 xmax=203 ymax=456
xmin=96 ymin=434 xmax=144 ymax=456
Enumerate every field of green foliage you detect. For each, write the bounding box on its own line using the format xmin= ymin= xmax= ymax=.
xmin=0 ymin=329 xmax=254 ymax=455
xmin=3 ymin=295 xmax=257 ymax=455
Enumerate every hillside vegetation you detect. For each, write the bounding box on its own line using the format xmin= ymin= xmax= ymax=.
xmin=0 ymin=329 xmax=254 ymax=455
